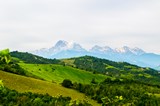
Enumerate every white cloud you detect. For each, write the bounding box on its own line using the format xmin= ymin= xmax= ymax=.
xmin=0 ymin=0 xmax=160 ymax=53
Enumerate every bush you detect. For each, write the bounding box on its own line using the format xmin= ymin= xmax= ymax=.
xmin=91 ymin=78 xmax=97 ymax=84
xmin=62 ymin=79 xmax=73 ymax=88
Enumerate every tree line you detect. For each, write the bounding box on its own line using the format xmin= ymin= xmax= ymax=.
xmin=0 ymin=82 xmax=91 ymax=106
xmin=62 ymin=78 xmax=160 ymax=106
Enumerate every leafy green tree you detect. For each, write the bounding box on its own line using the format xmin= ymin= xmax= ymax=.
xmin=0 ymin=49 xmax=26 ymax=75
xmin=62 ymin=79 xmax=73 ymax=88
xmin=0 ymin=49 xmax=11 ymax=64
xmin=33 ymin=97 xmax=43 ymax=106
xmin=91 ymin=78 xmax=97 ymax=84
xmin=101 ymin=96 xmax=123 ymax=106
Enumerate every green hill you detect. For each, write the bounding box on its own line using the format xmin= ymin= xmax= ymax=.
xmin=10 ymin=52 xmax=160 ymax=85
xmin=19 ymin=63 xmax=107 ymax=84
xmin=0 ymin=70 xmax=100 ymax=106
xmin=1 ymin=50 xmax=160 ymax=105
xmin=62 ymin=56 xmax=160 ymax=85
xmin=10 ymin=51 xmax=61 ymax=64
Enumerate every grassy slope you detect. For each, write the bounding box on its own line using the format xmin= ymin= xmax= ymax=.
xmin=19 ymin=63 xmax=107 ymax=84
xmin=10 ymin=51 xmax=60 ymax=64
xmin=62 ymin=56 xmax=160 ymax=85
xmin=0 ymin=70 xmax=100 ymax=106
xmin=62 ymin=58 xmax=76 ymax=67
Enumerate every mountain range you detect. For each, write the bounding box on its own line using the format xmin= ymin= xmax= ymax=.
xmin=31 ymin=40 xmax=160 ymax=68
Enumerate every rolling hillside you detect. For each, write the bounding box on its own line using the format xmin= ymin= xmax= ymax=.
xmin=62 ymin=56 xmax=160 ymax=85
xmin=19 ymin=63 xmax=107 ymax=84
xmin=0 ymin=70 xmax=100 ymax=106
xmin=11 ymin=51 xmax=160 ymax=85
xmin=11 ymin=51 xmax=61 ymax=64
xmin=1 ymin=50 xmax=160 ymax=105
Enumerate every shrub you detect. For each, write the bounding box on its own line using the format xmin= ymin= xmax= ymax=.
xmin=62 ymin=79 xmax=73 ymax=88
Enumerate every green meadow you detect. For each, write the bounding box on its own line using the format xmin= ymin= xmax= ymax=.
xmin=19 ymin=63 xmax=107 ymax=84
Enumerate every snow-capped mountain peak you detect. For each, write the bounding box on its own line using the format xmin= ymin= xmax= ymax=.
xmin=30 ymin=40 xmax=159 ymax=68
xmin=32 ymin=40 xmax=146 ymax=56
xmin=104 ymin=46 xmax=113 ymax=51
xmin=131 ymin=47 xmax=145 ymax=55
xmin=90 ymin=45 xmax=113 ymax=53
xmin=115 ymin=46 xmax=131 ymax=53
xmin=90 ymin=45 xmax=103 ymax=51
xmin=54 ymin=40 xmax=68 ymax=48
xmin=48 ymin=40 xmax=86 ymax=53
xmin=115 ymin=46 xmax=145 ymax=55
xmin=71 ymin=43 xmax=86 ymax=51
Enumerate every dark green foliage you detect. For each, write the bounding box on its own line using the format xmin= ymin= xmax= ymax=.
xmin=68 ymin=78 xmax=160 ymax=105
xmin=0 ymin=49 xmax=26 ymax=75
xmin=74 ymin=56 xmax=106 ymax=73
xmin=11 ymin=51 xmax=61 ymax=64
xmin=0 ymin=64 xmax=26 ymax=75
xmin=0 ymin=49 xmax=11 ymax=64
xmin=91 ymin=78 xmax=97 ymax=84
xmin=0 ymin=87 xmax=91 ymax=106
xmin=74 ymin=56 xmax=139 ymax=73
xmin=62 ymin=79 xmax=73 ymax=88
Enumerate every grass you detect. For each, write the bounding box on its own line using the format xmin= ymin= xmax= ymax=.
xmin=19 ymin=63 xmax=107 ymax=84
xmin=0 ymin=70 xmax=100 ymax=106
xmin=61 ymin=58 xmax=76 ymax=67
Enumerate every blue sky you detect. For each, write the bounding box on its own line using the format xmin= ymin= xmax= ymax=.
xmin=0 ymin=0 xmax=160 ymax=53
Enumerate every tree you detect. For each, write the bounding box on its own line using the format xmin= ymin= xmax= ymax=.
xmin=0 ymin=49 xmax=11 ymax=64
xmin=91 ymin=78 xmax=97 ymax=84
xmin=62 ymin=79 xmax=73 ymax=88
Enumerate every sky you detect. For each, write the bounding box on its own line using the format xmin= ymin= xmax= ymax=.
xmin=0 ymin=0 xmax=160 ymax=53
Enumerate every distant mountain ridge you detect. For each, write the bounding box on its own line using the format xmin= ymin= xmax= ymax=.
xmin=31 ymin=40 xmax=160 ymax=68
